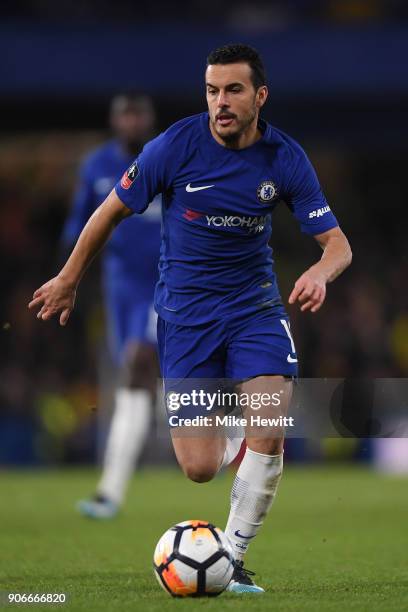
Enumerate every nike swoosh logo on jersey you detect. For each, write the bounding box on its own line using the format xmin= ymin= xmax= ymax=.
xmin=287 ymin=354 xmax=298 ymax=363
xmin=186 ymin=183 xmax=214 ymax=192
xmin=234 ymin=530 xmax=256 ymax=539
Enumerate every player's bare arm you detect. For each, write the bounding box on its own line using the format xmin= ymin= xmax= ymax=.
xmin=289 ymin=226 xmax=352 ymax=313
xmin=28 ymin=190 xmax=132 ymax=325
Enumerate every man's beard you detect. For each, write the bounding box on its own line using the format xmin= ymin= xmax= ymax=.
xmin=214 ymin=106 xmax=257 ymax=145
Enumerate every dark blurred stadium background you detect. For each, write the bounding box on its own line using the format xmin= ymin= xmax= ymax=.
xmin=1 ymin=0 xmax=407 ymax=467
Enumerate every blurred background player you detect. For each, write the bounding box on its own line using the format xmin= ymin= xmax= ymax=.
xmin=61 ymin=93 xmax=161 ymax=518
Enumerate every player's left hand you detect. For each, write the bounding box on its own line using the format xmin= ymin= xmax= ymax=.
xmin=288 ymin=266 xmax=327 ymax=313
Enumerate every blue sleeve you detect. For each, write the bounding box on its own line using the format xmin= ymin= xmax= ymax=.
xmin=283 ymin=143 xmax=339 ymax=235
xmin=115 ymin=132 xmax=172 ymax=214
xmin=61 ymin=159 xmax=95 ymax=246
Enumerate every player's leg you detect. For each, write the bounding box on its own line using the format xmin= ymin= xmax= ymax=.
xmin=171 ymin=433 xmax=225 ymax=483
xmin=78 ymin=295 xmax=157 ymax=519
xmin=158 ymin=317 xmax=230 ymax=482
xmin=170 ymin=394 xmax=244 ymax=480
xmin=95 ymin=339 xmax=158 ymax=508
xmin=169 ymin=400 xmax=244 ymax=481
xmin=226 ymin=375 xmax=291 ymax=557
xmin=224 ymin=307 xmax=297 ymax=592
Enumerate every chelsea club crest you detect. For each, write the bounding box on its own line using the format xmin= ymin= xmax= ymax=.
xmin=257 ymin=180 xmax=278 ymax=203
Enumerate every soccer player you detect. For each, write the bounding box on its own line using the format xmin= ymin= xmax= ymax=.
xmin=62 ymin=93 xmax=161 ymax=519
xmin=29 ymin=45 xmax=352 ymax=592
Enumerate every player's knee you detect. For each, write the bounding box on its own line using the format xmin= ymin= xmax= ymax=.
xmin=247 ymin=437 xmax=284 ymax=457
xmin=182 ymin=461 xmax=218 ymax=483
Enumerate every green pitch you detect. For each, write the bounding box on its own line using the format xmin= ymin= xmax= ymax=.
xmin=0 ymin=466 xmax=407 ymax=611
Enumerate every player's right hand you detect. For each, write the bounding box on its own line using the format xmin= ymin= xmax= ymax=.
xmin=28 ymin=275 xmax=77 ymax=326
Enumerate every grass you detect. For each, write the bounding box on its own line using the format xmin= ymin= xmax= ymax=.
xmin=0 ymin=466 xmax=407 ymax=611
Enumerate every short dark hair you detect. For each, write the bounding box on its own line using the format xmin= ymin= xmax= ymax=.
xmin=206 ymin=44 xmax=266 ymax=90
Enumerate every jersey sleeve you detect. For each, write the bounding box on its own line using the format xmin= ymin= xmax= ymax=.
xmin=61 ymin=158 xmax=95 ymax=247
xmin=115 ymin=132 xmax=171 ymax=214
xmin=282 ymin=143 xmax=339 ymax=235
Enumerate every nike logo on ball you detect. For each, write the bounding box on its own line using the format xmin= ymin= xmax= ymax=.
xmin=234 ymin=530 xmax=256 ymax=539
xmin=186 ymin=183 xmax=214 ymax=192
xmin=287 ymin=354 xmax=298 ymax=363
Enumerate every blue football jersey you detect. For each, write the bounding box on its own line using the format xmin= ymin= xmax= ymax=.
xmin=115 ymin=113 xmax=338 ymax=325
xmin=62 ymin=140 xmax=161 ymax=300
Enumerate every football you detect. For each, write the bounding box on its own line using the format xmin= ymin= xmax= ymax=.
xmin=153 ymin=520 xmax=234 ymax=597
